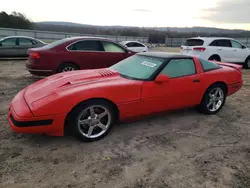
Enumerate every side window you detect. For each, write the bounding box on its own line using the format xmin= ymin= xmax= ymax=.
xmin=67 ymin=40 xmax=104 ymax=51
xmin=126 ymin=42 xmax=134 ymax=47
xmin=209 ymin=40 xmax=218 ymax=46
xmin=19 ymin=38 xmax=33 ymax=46
xmin=134 ymin=42 xmax=145 ymax=47
xmin=102 ymin=41 xmax=126 ymax=53
xmin=199 ymin=58 xmax=220 ymax=72
xmin=1 ymin=38 xmax=16 ymax=46
xmin=32 ymin=40 xmax=37 ymax=45
xmin=160 ymin=59 xmax=196 ymax=78
xmin=231 ymin=40 xmax=243 ymax=49
xmin=217 ymin=40 xmax=232 ymax=47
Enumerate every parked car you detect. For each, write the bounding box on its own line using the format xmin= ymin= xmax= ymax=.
xmin=9 ymin=52 xmax=242 ymax=141
xmin=120 ymin=41 xmax=148 ymax=52
xmin=26 ymin=37 xmax=136 ymax=76
xmin=0 ymin=36 xmax=46 ymax=57
xmin=180 ymin=37 xmax=250 ymax=68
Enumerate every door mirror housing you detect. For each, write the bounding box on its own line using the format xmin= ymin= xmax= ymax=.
xmin=242 ymin=45 xmax=247 ymax=49
xmin=155 ymin=74 xmax=170 ymax=84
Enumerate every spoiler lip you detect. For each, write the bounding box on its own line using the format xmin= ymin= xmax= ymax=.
xmin=210 ymin=61 xmax=243 ymax=70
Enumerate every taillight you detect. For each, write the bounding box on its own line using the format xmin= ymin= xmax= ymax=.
xmin=30 ymin=52 xmax=40 ymax=59
xmin=193 ymin=47 xmax=206 ymax=52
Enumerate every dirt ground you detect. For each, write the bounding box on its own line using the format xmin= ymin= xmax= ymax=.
xmin=1 ymin=48 xmax=250 ymax=188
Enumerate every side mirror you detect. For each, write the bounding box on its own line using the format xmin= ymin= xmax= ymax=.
xmin=0 ymin=43 xmax=2 ymax=46
xmin=155 ymin=74 xmax=170 ymax=84
xmin=242 ymin=45 xmax=247 ymax=49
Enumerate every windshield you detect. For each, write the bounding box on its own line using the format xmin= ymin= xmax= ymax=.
xmin=110 ymin=54 xmax=165 ymax=80
xmin=41 ymin=38 xmax=72 ymax=49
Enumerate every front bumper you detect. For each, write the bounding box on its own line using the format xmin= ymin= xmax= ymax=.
xmin=8 ymin=89 xmax=66 ymax=136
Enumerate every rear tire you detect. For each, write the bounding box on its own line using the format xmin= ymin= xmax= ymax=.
xmin=244 ymin=57 xmax=250 ymax=69
xmin=58 ymin=63 xmax=79 ymax=73
xmin=208 ymin=55 xmax=221 ymax=62
xmin=199 ymin=83 xmax=226 ymax=115
xmin=67 ymin=100 xmax=116 ymax=142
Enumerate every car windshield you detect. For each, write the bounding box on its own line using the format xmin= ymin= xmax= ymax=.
xmin=41 ymin=38 xmax=72 ymax=49
xmin=110 ymin=54 xmax=165 ymax=80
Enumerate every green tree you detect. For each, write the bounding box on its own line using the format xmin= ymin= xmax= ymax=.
xmin=0 ymin=11 xmax=33 ymax=29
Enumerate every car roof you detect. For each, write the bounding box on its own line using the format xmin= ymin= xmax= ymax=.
xmin=66 ymin=36 xmax=115 ymax=41
xmin=120 ymin=41 xmax=144 ymax=44
xmin=138 ymin=52 xmax=192 ymax=59
xmin=1 ymin=36 xmax=37 ymax=40
xmin=0 ymin=36 xmax=46 ymax=43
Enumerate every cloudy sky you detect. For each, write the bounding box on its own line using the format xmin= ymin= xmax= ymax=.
xmin=2 ymin=0 xmax=250 ymax=30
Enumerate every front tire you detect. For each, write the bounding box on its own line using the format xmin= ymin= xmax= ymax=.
xmin=199 ymin=84 xmax=226 ymax=115
xmin=67 ymin=100 xmax=116 ymax=142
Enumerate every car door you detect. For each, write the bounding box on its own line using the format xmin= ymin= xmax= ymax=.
xmin=134 ymin=42 xmax=147 ymax=52
xmin=230 ymin=40 xmax=249 ymax=63
xmin=141 ymin=58 xmax=202 ymax=114
xmin=16 ymin=38 xmax=35 ymax=56
xmin=66 ymin=40 xmax=108 ymax=69
xmin=210 ymin=39 xmax=234 ymax=62
xmin=100 ymin=41 xmax=131 ymax=66
xmin=0 ymin=38 xmax=18 ymax=57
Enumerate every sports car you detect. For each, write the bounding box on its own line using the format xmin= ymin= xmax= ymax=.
xmin=8 ymin=52 xmax=243 ymax=141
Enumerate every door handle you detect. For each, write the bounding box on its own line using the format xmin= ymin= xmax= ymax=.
xmin=193 ymin=79 xmax=200 ymax=83
xmin=218 ymin=49 xmax=222 ymax=51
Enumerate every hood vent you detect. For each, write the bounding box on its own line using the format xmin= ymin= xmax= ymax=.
xmin=97 ymin=69 xmax=115 ymax=77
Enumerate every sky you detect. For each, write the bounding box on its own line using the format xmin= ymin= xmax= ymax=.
xmin=2 ymin=0 xmax=250 ymax=30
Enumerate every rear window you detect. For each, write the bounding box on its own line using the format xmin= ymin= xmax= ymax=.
xmin=41 ymin=38 xmax=72 ymax=49
xmin=184 ymin=39 xmax=204 ymax=46
xmin=199 ymin=58 xmax=221 ymax=72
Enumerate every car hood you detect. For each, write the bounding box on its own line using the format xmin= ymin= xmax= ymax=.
xmin=24 ymin=68 xmax=122 ymax=105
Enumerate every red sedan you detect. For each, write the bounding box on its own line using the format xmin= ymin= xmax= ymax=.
xmin=9 ymin=52 xmax=242 ymax=141
xmin=26 ymin=37 xmax=135 ymax=76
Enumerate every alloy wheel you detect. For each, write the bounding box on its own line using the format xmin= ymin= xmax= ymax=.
xmin=77 ymin=105 xmax=111 ymax=139
xmin=206 ymin=87 xmax=224 ymax=112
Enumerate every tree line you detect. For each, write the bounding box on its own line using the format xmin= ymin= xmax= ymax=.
xmin=1 ymin=11 xmax=250 ymax=44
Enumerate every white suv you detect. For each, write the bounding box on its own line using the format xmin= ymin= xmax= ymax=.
xmin=180 ymin=37 xmax=250 ymax=68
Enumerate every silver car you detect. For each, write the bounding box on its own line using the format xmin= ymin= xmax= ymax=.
xmin=0 ymin=36 xmax=46 ymax=57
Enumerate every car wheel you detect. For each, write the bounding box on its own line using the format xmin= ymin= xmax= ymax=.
xmin=68 ymin=100 xmax=116 ymax=142
xmin=208 ymin=55 xmax=221 ymax=62
xmin=199 ymin=84 xmax=226 ymax=115
xmin=244 ymin=57 xmax=250 ymax=69
xmin=58 ymin=63 xmax=79 ymax=73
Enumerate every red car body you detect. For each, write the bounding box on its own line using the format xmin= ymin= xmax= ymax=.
xmin=26 ymin=37 xmax=135 ymax=76
xmin=9 ymin=53 xmax=242 ymax=137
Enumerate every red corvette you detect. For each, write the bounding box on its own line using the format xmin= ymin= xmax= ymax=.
xmin=9 ymin=52 xmax=242 ymax=141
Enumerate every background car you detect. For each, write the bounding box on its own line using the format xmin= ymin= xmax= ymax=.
xmin=120 ymin=41 xmax=148 ymax=52
xmin=0 ymin=36 xmax=46 ymax=57
xmin=9 ymin=52 xmax=242 ymax=141
xmin=180 ymin=37 xmax=250 ymax=69
xmin=26 ymin=37 xmax=135 ymax=76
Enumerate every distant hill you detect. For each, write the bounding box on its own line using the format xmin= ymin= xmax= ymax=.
xmin=36 ymin=21 xmax=249 ymax=34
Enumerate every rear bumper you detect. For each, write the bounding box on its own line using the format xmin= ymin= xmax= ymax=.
xmin=227 ymin=81 xmax=243 ymax=96
xmin=26 ymin=60 xmax=53 ymax=76
xmin=8 ymin=90 xmax=66 ymax=136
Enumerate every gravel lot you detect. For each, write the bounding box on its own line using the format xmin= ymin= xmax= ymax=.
xmin=1 ymin=48 xmax=250 ymax=188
